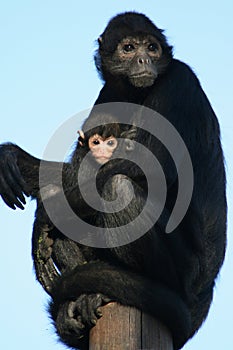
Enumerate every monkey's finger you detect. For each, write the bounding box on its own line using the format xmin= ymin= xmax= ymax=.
xmin=7 ymin=156 xmax=30 ymax=196
xmin=0 ymin=191 xmax=24 ymax=210
xmin=5 ymin=159 xmax=28 ymax=203
xmin=0 ymin=176 xmax=25 ymax=210
xmin=68 ymin=301 xmax=77 ymax=318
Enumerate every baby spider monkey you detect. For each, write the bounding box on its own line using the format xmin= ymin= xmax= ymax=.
xmin=78 ymin=129 xmax=119 ymax=165
xmin=77 ymin=114 xmax=136 ymax=166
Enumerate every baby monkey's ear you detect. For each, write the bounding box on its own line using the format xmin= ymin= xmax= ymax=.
xmin=77 ymin=130 xmax=85 ymax=146
xmin=98 ymin=36 xmax=103 ymax=47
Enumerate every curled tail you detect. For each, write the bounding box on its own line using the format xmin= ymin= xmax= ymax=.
xmin=50 ymin=261 xmax=191 ymax=349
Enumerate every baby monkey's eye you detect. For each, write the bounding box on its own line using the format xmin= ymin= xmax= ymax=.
xmin=123 ymin=44 xmax=135 ymax=52
xmin=107 ymin=140 xmax=116 ymax=147
xmin=93 ymin=140 xmax=100 ymax=145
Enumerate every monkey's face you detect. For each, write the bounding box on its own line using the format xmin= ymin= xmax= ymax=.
xmin=106 ymin=35 xmax=163 ymax=88
xmin=88 ymin=134 xmax=118 ymax=164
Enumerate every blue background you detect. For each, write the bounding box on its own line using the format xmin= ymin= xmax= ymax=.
xmin=0 ymin=1 xmax=232 ymax=349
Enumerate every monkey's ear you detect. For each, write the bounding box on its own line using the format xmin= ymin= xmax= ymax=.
xmin=98 ymin=36 xmax=103 ymax=46
xmin=77 ymin=130 xmax=85 ymax=147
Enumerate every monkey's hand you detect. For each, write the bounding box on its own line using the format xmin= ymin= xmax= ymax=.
xmin=121 ymin=126 xmax=137 ymax=140
xmin=0 ymin=143 xmax=31 ymax=209
xmin=120 ymin=126 xmax=137 ymax=152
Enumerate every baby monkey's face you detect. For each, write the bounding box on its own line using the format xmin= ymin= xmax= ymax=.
xmin=88 ymin=134 xmax=118 ymax=164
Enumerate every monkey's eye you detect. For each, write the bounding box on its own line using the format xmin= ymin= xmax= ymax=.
xmin=148 ymin=43 xmax=158 ymax=52
xmin=92 ymin=139 xmax=100 ymax=145
xmin=123 ymin=44 xmax=135 ymax=52
xmin=107 ymin=140 xmax=117 ymax=147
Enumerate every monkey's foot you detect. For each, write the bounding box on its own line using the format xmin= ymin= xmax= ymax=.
xmin=68 ymin=293 xmax=111 ymax=327
xmin=54 ymin=294 xmax=111 ymax=349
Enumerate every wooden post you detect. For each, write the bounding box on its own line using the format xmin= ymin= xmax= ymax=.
xmin=89 ymin=302 xmax=173 ymax=350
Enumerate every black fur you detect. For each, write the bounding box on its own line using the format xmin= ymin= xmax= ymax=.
xmin=0 ymin=12 xmax=226 ymax=350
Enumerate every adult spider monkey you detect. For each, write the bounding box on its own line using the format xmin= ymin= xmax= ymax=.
xmin=0 ymin=12 xmax=226 ymax=350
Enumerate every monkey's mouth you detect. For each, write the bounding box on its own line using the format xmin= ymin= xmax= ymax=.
xmin=129 ymin=73 xmax=156 ymax=88
xmin=95 ymin=156 xmax=110 ymax=164
xmin=130 ymin=71 xmax=154 ymax=78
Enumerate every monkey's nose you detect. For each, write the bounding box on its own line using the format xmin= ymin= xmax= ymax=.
xmin=138 ymin=57 xmax=151 ymax=64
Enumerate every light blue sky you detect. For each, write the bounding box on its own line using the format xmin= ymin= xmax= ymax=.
xmin=0 ymin=1 xmax=232 ymax=349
